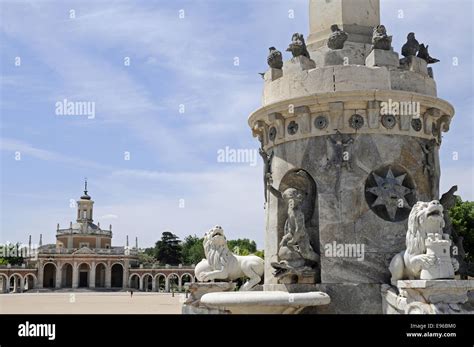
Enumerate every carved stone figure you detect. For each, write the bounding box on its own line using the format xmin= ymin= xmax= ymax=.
xmin=267 ymin=177 xmax=319 ymax=278
xmin=327 ymin=130 xmax=354 ymax=171
xmin=286 ymin=33 xmax=310 ymax=58
xmin=267 ymin=46 xmax=283 ymax=69
xmin=327 ymin=24 xmax=348 ymax=50
xmin=401 ymin=32 xmax=419 ymax=57
xmin=258 ymin=146 xmax=273 ymax=203
xmin=388 ymin=201 xmax=459 ymax=284
xmin=194 ymin=226 xmax=264 ymax=291
xmin=417 ymin=43 xmax=440 ymax=64
xmin=371 ymin=25 xmax=392 ymax=50
xmin=419 ymin=139 xmax=437 ymax=199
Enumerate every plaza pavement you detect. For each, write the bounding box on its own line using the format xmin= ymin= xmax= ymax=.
xmin=0 ymin=291 xmax=183 ymax=314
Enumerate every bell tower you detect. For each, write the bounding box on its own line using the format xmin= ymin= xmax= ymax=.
xmin=77 ymin=179 xmax=94 ymax=222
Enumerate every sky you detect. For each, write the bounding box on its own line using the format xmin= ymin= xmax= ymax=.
xmin=0 ymin=0 xmax=473 ymax=249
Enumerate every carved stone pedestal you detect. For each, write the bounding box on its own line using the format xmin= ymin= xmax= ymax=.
xmin=400 ymin=56 xmax=428 ymax=75
xmin=282 ymin=55 xmax=316 ymax=73
xmin=181 ymin=282 xmax=235 ymax=314
xmin=264 ymin=68 xmax=283 ymax=82
xmin=382 ymin=280 xmax=474 ymax=314
xmin=365 ymin=49 xmax=399 ymax=68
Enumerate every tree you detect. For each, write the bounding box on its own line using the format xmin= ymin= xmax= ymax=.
xmin=181 ymin=235 xmax=204 ymax=265
xmin=154 ymin=231 xmax=182 ymax=265
xmin=138 ymin=252 xmax=156 ymax=266
xmin=227 ymin=239 xmax=257 ymax=254
xmin=0 ymin=243 xmax=25 ymax=265
xmin=449 ymin=197 xmax=474 ymax=262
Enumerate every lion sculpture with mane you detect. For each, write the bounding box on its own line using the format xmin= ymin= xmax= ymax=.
xmin=195 ymin=225 xmax=264 ymax=291
xmin=389 ymin=200 xmax=458 ymax=285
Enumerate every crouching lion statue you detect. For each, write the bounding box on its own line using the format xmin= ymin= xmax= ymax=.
xmin=194 ymin=225 xmax=264 ymax=291
xmin=389 ymin=200 xmax=459 ymax=285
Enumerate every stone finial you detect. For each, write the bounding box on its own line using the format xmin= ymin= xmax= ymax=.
xmin=417 ymin=44 xmax=440 ymax=64
xmin=401 ymin=32 xmax=419 ymax=57
xmin=57 ymin=223 xmax=59 ymax=231
xmin=286 ymin=33 xmax=310 ymax=58
xmin=39 ymin=234 xmax=42 ymax=247
xmin=327 ymin=24 xmax=348 ymax=50
xmin=371 ymin=24 xmax=392 ymax=50
xmin=267 ymin=47 xmax=283 ymax=69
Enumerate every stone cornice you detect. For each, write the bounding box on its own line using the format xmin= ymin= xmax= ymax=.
xmin=249 ymin=90 xmax=454 ymax=149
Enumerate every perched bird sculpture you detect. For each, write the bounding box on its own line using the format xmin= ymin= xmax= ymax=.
xmin=286 ymin=33 xmax=310 ymax=59
xmin=267 ymin=47 xmax=283 ymax=69
xmin=327 ymin=24 xmax=348 ymax=50
xmin=417 ymin=44 xmax=440 ymax=64
xmin=371 ymin=25 xmax=392 ymax=51
xmin=401 ymin=32 xmax=419 ymax=57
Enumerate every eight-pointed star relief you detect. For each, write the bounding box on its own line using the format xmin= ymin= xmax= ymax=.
xmin=366 ymin=168 xmax=413 ymax=221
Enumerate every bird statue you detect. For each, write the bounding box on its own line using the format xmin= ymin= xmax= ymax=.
xmin=401 ymin=32 xmax=419 ymax=57
xmin=258 ymin=72 xmax=265 ymax=79
xmin=267 ymin=47 xmax=283 ymax=69
xmin=417 ymin=44 xmax=440 ymax=64
xmin=371 ymin=25 xmax=392 ymax=51
xmin=327 ymin=24 xmax=348 ymax=50
xmin=286 ymin=33 xmax=310 ymax=59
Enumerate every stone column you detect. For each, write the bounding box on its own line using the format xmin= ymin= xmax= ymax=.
xmin=307 ymin=0 xmax=380 ymax=49
xmin=105 ymin=263 xmax=111 ymax=288
xmin=19 ymin=276 xmax=24 ymax=292
xmin=178 ymin=276 xmax=182 ymax=292
xmin=122 ymin=261 xmax=129 ymax=288
xmin=165 ymin=277 xmax=170 ymax=292
xmin=89 ymin=262 xmax=96 ymax=288
xmin=55 ymin=263 xmax=62 ymax=289
xmin=37 ymin=261 xmax=44 ymax=289
xmin=152 ymin=276 xmax=157 ymax=292
xmin=139 ymin=275 xmax=144 ymax=291
xmin=72 ymin=262 xmax=78 ymax=289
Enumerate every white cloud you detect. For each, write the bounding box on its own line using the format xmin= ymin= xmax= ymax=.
xmin=0 ymin=138 xmax=110 ymax=170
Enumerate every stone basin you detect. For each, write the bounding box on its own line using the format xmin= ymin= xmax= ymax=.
xmin=200 ymin=291 xmax=330 ymax=314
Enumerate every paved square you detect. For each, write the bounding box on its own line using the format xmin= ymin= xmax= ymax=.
xmin=0 ymin=292 xmax=183 ymax=314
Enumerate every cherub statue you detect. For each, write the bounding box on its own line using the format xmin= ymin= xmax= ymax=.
xmin=327 ymin=24 xmax=348 ymax=50
xmin=286 ymin=33 xmax=310 ymax=59
xmin=371 ymin=25 xmax=392 ymax=51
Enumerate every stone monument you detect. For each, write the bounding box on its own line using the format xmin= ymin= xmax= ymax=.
xmin=247 ymin=0 xmax=472 ymax=314
xmin=182 ymin=0 xmax=472 ymax=315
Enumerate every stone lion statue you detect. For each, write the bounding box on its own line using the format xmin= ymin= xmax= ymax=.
xmin=194 ymin=225 xmax=264 ymax=291
xmin=389 ymin=200 xmax=458 ymax=285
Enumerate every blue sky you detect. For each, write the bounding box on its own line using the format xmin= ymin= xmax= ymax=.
xmin=1 ymin=0 xmax=472 ymax=248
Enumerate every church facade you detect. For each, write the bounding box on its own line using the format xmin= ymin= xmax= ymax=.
xmin=0 ymin=183 xmax=195 ymax=293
